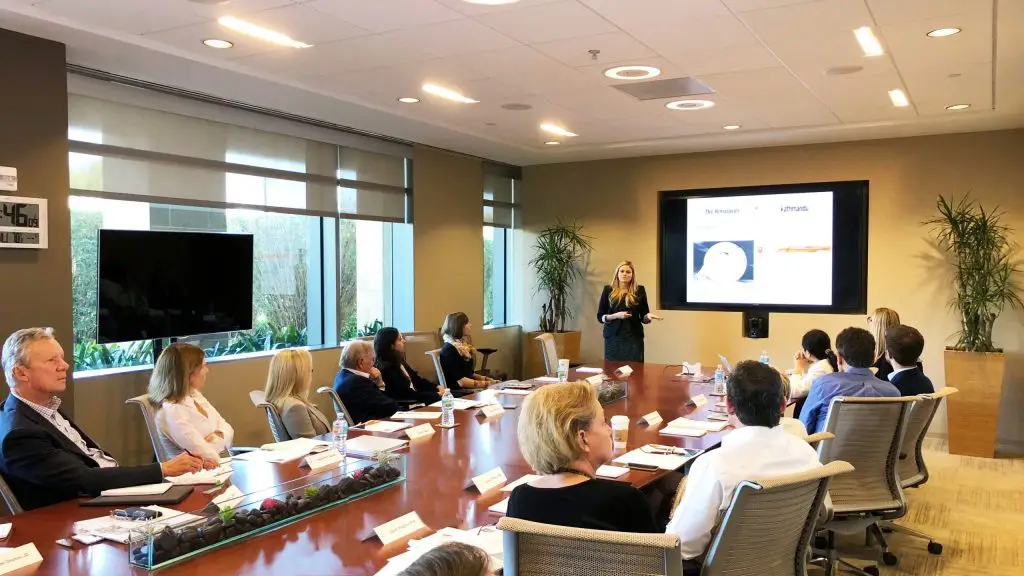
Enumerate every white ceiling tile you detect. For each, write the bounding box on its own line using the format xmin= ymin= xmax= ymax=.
xmin=307 ymin=58 xmax=493 ymax=97
xmin=722 ymin=0 xmax=821 ymax=12
xmin=667 ymin=43 xmax=780 ymax=75
xmin=532 ymin=32 xmax=657 ymax=68
xmin=235 ymin=33 xmax=432 ymax=77
xmin=697 ymin=67 xmax=840 ymax=127
xmin=302 ymin=0 xmax=464 ymax=33
xmin=996 ymin=0 xmax=1024 ymax=61
xmin=995 ymin=57 xmax=1024 ymax=114
xmin=443 ymin=45 xmax=596 ymax=92
xmin=143 ymin=20 xmax=285 ymax=60
xmin=573 ymin=57 xmax=685 ymax=85
xmin=542 ymin=85 xmax=650 ymax=118
xmin=381 ymin=18 xmax=520 ymax=58
xmin=474 ymin=1 xmax=618 ymax=44
xmin=739 ymin=0 xmax=874 ymax=33
xmin=33 ymin=0 xmax=206 ymax=35
xmin=882 ymin=9 xmax=993 ymax=69
xmin=437 ymin=0 xmax=566 ymax=16
xmin=183 ymin=0 xmax=298 ymax=19
xmin=865 ymin=0 xmax=992 ymax=26
xmin=581 ymin=0 xmax=733 ymax=21
xmin=245 ymin=3 xmax=372 ymax=44
xmin=901 ymin=60 xmax=993 ymax=114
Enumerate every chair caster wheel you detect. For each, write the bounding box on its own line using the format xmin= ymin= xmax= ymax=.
xmin=863 ymin=565 xmax=880 ymax=576
xmin=882 ymin=552 xmax=898 ymax=566
xmin=928 ymin=542 xmax=943 ymax=555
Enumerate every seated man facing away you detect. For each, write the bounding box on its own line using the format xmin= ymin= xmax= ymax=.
xmin=0 ymin=328 xmax=205 ymax=511
xmin=666 ymin=361 xmax=821 ymax=562
xmin=333 ymin=341 xmax=398 ymax=425
xmin=799 ymin=327 xmax=900 ymax=435
xmin=884 ymin=325 xmax=934 ymax=397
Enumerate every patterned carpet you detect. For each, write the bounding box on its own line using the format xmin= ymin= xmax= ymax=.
xmin=819 ymin=440 xmax=1024 ymax=576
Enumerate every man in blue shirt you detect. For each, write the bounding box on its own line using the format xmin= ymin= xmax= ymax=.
xmin=800 ymin=327 xmax=900 ymax=434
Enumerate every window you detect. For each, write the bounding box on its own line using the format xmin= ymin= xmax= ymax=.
xmin=68 ymin=94 xmax=413 ymax=372
xmin=483 ymin=166 xmax=520 ymax=327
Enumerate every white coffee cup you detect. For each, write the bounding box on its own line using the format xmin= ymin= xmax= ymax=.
xmin=557 ymin=359 xmax=570 ymax=382
xmin=610 ymin=415 xmax=629 ymax=448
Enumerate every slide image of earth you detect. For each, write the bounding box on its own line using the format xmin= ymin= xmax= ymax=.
xmin=693 ymin=241 xmax=755 ymax=282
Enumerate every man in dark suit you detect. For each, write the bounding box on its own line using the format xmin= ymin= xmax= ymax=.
xmin=333 ymin=341 xmax=398 ymax=425
xmin=885 ymin=325 xmax=935 ymax=397
xmin=0 ymin=328 xmax=204 ymax=511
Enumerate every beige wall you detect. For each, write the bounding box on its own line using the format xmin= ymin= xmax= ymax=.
xmin=523 ymin=129 xmax=1024 ymax=452
xmin=0 ymin=29 xmax=74 ymax=412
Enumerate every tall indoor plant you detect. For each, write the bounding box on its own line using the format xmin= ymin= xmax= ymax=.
xmin=524 ymin=220 xmax=592 ymax=376
xmin=924 ymin=194 xmax=1022 ymax=457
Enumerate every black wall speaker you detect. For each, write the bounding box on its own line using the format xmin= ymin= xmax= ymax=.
xmin=742 ymin=310 xmax=769 ymax=339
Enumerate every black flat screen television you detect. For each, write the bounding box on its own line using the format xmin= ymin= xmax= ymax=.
xmin=659 ymin=180 xmax=869 ymax=314
xmin=97 ymin=230 xmax=254 ymax=343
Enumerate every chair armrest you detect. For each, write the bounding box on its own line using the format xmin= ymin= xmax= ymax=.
xmin=477 ymin=348 xmax=498 ymax=355
xmin=805 ymin=432 xmax=834 ymax=449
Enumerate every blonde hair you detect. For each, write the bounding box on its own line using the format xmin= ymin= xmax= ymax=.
xmin=265 ymin=348 xmax=313 ymax=406
xmin=609 ymin=261 xmax=638 ymax=308
xmin=517 ymin=381 xmax=601 ymax=475
xmin=340 ymin=341 xmax=373 ymax=369
xmin=149 ymin=343 xmax=205 ymax=404
xmin=2 ymin=327 xmax=55 ymax=387
xmin=869 ymin=307 xmax=901 ymax=360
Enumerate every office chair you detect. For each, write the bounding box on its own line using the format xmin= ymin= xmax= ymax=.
xmin=534 ymin=333 xmax=559 ymax=376
xmin=126 ymin=394 xmax=171 ymax=463
xmin=813 ymin=396 xmax=917 ymax=575
xmin=425 ymin=349 xmax=448 ymax=390
xmin=0 ymin=474 xmax=23 ymax=517
xmin=250 ymin=390 xmax=292 ymax=443
xmin=498 ymin=517 xmax=683 ymax=576
xmin=316 ymin=386 xmax=354 ymax=427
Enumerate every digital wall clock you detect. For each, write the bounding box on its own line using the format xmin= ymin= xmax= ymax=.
xmin=0 ymin=195 xmax=48 ymax=249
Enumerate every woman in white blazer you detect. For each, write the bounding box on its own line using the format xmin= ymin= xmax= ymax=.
xmin=264 ymin=348 xmax=331 ymax=439
xmin=149 ymin=343 xmax=234 ymax=461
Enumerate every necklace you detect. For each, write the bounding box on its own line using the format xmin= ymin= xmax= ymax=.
xmin=554 ymin=468 xmax=594 ymax=479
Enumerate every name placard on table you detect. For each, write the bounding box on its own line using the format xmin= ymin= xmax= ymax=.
xmin=690 ymin=394 xmax=708 ymax=407
xmin=470 ymin=467 xmax=508 ymax=494
xmin=477 ymin=404 xmax=505 ymax=419
xmin=0 ymin=543 xmax=43 ymax=574
xmin=302 ymin=450 xmax=344 ymax=473
xmin=638 ymin=411 xmax=663 ymax=426
xmin=374 ymin=511 xmax=428 ymax=546
xmin=405 ymin=423 xmax=436 ymax=440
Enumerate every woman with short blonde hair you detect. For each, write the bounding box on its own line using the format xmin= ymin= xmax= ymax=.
xmin=596 ymin=261 xmax=661 ymax=362
xmin=507 ymin=381 xmax=657 ymax=533
xmin=149 ymin=343 xmax=233 ymax=461
xmin=264 ymin=348 xmax=331 ymax=439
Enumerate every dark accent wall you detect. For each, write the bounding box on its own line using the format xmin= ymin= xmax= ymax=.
xmin=0 ymin=29 xmax=73 ymax=413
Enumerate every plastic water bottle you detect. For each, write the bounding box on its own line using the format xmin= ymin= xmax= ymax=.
xmin=759 ymin=350 xmax=770 ymax=365
xmin=331 ymin=413 xmax=348 ymax=456
xmin=441 ymin=388 xmax=455 ymax=428
xmin=714 ymin=364 xmax=726 ymax=395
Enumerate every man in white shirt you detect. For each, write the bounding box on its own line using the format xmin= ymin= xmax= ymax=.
xmin=666 ymin=360 xmax=821 ymax=562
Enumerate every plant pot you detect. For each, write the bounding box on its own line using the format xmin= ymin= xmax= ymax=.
xmin=523 ymin=330 xmax=582 ymax=378
xmin=944 ymin=349 xmax=1005 ymax=458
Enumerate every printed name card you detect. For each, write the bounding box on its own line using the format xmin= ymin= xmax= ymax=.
xmin=471 ymin=467 xmax=508 ymax=494
xmin=302 ymin=449 xmax=344 ymax=473
xmin=585 ymin=374 xmax=604 ymax=386
xmin=638 ymin=411 xmax=663 ymax=426
xmin=616 ymin=365 xmax=634 ymax=376
xmin=405 ymin=423 xmax=436 ymax=440
xmin=0 ymin=543 xmax=43 ymax=574
xmin=374 ymin=511 xmax=427 ymax=545
xmin=690 ymin=394 xmax=708 ymax=407
xmin=477 ymin=404 xmax=505 ymax=419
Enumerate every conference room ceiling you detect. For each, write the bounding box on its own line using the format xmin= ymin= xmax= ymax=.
xmin=1 ymin=0 xmax=1021 ymax=165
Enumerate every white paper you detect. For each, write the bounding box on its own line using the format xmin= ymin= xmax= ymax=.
xmin=585 ymin=374 xmax=605 ymax=386
xmin=260 ymin=438 xmax=330 ymax=452
xmin=167 ymin=464 xmax=233 ymax=485
xmin=532 ymin=376 xmax=560 ymax=383
xmin=405 ymin=423 xmax=436 ymax=440
xmin=716 ymin=401 xmax=727 ymax=408
xmin=344 ymin=435 xmax=408 ymax=457
xmin=0 ymin=167 xmax=16 ymax=192
xmin=374 ymin=527 xmax=503 ymax=576
xmin=0 ymin=543 xmax=42 ymax=573
xmin=690 ymin=394 xmax=708 ymax=407
xmin=477 ymin=404 xmax=505 ymax=419
xmin=616 ymin=365 xmax=634 ymax=376
xmin=213 ymin=485 xmax=245 ymax=510
xmin=73 ymin=506 xmax=202 ymax=544
xmin=574 ymin=367 xmax=604 ymax=373
xmin=665 ymin=417 xmax=728 ymax=432
xmin=471 ymin=467 xmax=508 ymax=494
xmin=391 ymin=411 xmax=442 ymax=420
xmin=501 ymin=381 xmax=534 ymax=389
xmin=496 ymin=389 xmax=533 ymax=396
xmin=613 ymin=447 xmax=690 ymax=470
xmin=679 ymin=362 xmax=703 ymax=375
xmin=363 ymin=420 xmax=413 ymax=433
xmin=501 ymin=474 xmax=541 ymax=492
xmin=302 ymin=450 xmax=344 ymax=472
xmin=100 ymin=483 xmax=173 ymax=497
xmin=488 ymin=497 xmax=510 ymax=515
xmin=374 ymin=511 xmax=427 ymax=545
xmin=595 ymin=464 xmax=630 ymax=478
xmin=429 ymin=398 xmax=481 ymax=410
xmin=660 ymin=427 xmax=707 ymax=438
xmin=639 ymin=411 xmax=663 ymax=426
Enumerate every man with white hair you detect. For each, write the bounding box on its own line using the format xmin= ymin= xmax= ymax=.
xmin=332 ymin=340 xmax=398 ymax=425
xmin=0 ymin=328 xmax=205 ymax=511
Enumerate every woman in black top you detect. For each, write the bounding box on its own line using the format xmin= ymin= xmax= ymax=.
xmin=507 ymin=381 xmax=658 ymax=533
xmin=374 ymin=328 xmax=442 ymax=405
xmin=438 ymin=312 xmax=495 ymax=396
xmin=597 ymin=261 xmax=662 ymax=363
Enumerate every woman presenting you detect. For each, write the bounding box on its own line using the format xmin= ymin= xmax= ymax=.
xmin=597 ymin=261 xmax=662 ymax=362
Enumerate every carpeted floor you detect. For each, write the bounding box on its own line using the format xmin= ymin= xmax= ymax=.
xmin=819 ymin=440 xmax=1024 ymax=576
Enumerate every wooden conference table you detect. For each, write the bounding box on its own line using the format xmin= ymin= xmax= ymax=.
xmin=8 ymin=362 xmax=731 ymax=575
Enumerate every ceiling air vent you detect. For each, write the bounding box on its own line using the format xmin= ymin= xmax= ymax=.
xmin=610 ymin=77 xmax=715 ymax=101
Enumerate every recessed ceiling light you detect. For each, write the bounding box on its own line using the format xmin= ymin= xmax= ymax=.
xmin=927 ymin=27 xmax=961 ymax=37
xmin=218 ymin=16 xmax=312 ymax=48
xmin=397 ymin=97 xmax=420 ymax=104
xmin=202 ymin=38 xmax=233 ymax=49
xmin=540 ymin=123 xmax=577 ymax=137
xmin=946 ymin=103 xmax=971 ymax=110
xmin=665 ymin=99 xmax=715 ymax=110
xmin=604 ymin=65 xmax=662 ymax=80
xmin=544 ymin=141 xmax=560 ymax=146
xmin=422 ymin=83 xmax=479 ymax=104
xmin=854 ymin=26 xmax=884 ymax=57
xmin=888 ymin=89 xmax=910 ymax=107
xmin=723 ymin=124 xmax=741 ymax=130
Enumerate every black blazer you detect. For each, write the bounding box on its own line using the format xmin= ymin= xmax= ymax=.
xmin=378 ymin=360 xmax=441 ymax=405
xmin=332 ymin=370 xmax=399 ymax=425
xmin=874 ymin=356 xmax=923 ymax=383
xmin=888 ymin=367 xmax=935 ymax=397
xmin=0 ymin=395 xmax=163 ymax=511
xmin=439 ymin=343 xmax=475 ymax=394
xmin=597 ymin=285 xmax=651 ymax=339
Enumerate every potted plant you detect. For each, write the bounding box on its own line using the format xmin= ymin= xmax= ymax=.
xmin=924 ymin=195 xmax=1022 ymax=458
xmin=525 ymin=220 xmax=593 ymax=377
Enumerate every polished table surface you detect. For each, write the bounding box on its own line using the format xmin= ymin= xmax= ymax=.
xmin=8 ymin=362 xmax=731 ymax=575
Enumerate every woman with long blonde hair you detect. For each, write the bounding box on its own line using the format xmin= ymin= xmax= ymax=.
xmin=868 ymin=307 xmax=907 ymax=380
xmin=596 ymin=261 xmax=662 ymax=362
xmin=264 ymin=348 xmax=331 ymax=439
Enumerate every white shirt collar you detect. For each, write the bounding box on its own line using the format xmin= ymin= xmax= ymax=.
xmin=888 ymin=366 xmax=915 ymax=381
xmin=345 ymin=367 xmax=370 ymax=379
xmin=720 ymin=425 xmax=782 ymax=447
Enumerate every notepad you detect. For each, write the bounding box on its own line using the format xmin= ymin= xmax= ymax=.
xmin=429 ymin=398 xmax=481 ymax=410
xmin=73 ymin=506 xmax=202 ymax=544
xmin=344 ymin=435 xmax=408 ymax=457
xmin=659 ymin=427 xmax=707 ymax=438
xmin=574 ymin=367 xmax=604 ymax=373
xmin=259 ymin=438 xmax=331 ymax=452
xmin=363 ymin=420 xmax=413 ymax=433
xmin=665 ymin=417 xmax=728 ymax=432
xmin=595 ymin=464 xmax=629 ymax=478
xmin=532 ymin=376 xmax=560 ymax=383
xmin=613 ymin=448 xmax=690 ymax=471
xmin=488 ymin=498 xmax=509 ymax=515
xmin=100 ymin=483 xmax=173 ymax=497
xmin=391 ymin=411 xmax=443 ymax=420
xmin=167 ymin=465 xmax=233 ymax=485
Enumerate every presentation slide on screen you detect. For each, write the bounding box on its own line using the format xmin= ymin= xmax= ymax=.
xmin=685 ymin=191 xmax=834 ymax=306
